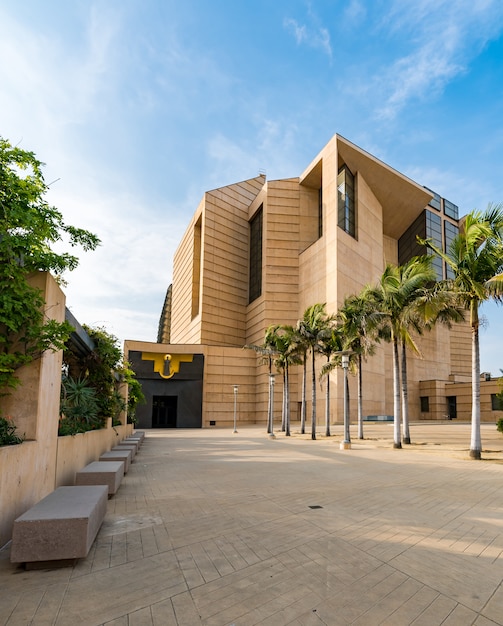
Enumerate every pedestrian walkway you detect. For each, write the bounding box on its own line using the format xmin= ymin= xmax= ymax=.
xmin=1 ymin=423 xmax=503 ymax=625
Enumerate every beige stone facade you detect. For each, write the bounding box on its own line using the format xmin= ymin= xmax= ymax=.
xmin=138 ymin=133 xmax=501 ymax=429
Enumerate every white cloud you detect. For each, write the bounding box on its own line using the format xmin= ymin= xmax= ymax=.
xmin=344 ymin=0 xmax=367 ymax=23
xmin=206 ymin=117 xmax=300 ymax=188
xmin=373 ymin=0 xmax=503 ymax=119
xmin=377 ymin=43 xmax=463 ymax=120
xmin=283 ymin=15 xmax=332 ymax=59
xmin=0 ymin=5 xmax=185 ymax=346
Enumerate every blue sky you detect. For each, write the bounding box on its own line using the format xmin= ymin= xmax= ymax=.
xmin=1 ymin=0 xmax=502 ymax=375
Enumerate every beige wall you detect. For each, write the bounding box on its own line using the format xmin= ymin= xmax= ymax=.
xmin=161 ymin=132 xmax=476 ymax=428
xmin=0 ymin=273 xmax=133 ymax=547
xmin=0 ymin=272 xmax=64 ymax=547
xmin=170 ymin=176 xmax=265 ymax=346
xmin=55 ymin=421 xmax=131 ymax=487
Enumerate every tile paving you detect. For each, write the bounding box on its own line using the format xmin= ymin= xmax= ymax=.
xmin=1 ymin=422 xmax=503 ymax=625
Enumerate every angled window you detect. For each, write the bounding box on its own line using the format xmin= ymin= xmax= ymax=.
xmin=337 ymin=165 xmax=356 ymax=237
xmin=318 ymin=187 xmax=323 ymax=238
xmin=424 ymin=187 xmax=441 ymax=211
xmin=249 ymin=206 xmax=263 ymax=303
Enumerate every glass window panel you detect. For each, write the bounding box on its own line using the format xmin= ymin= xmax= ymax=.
xmin=248 ymin=206 xmax=263 ymax=303
xmin=425 ymin=188 xmax=441 ymax=211
xmin=444 ymin=199 xmax=459 ymax=219
xmin=337 ymin=165 xmax=356 ymax=238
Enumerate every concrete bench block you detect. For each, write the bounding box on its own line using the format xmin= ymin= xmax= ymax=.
xmin=132 ymin=431 xmax=145 ymax=442
xmin=10 ymin=485 xmax=108 ymax=566
xmin=363 ymin=415 xmax=394 ymax=422
xmin=100 ymin=450 xmax=132 ymax=473
xmin=113 ymin=444 xmax=136 ymax=459
xmin=125 ymin=438 xmax=142 ymax=450
xmin=75 ymin=461 xmax=124 ymax=496
xmin=120 ymin=438 xmax=139 ymax=452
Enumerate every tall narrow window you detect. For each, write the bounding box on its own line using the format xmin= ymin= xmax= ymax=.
xmin=318 ymin=187 xmax=323 ymax=238
xmin=337 ymin=165 xmax=356 ymax=237
xmin=249 ymin=206 xmax=263 ymax=303
xmin=191 ymin=216 xmax=202 ymax=319
xmin=425 ymin=210 xmax=443 ymax=280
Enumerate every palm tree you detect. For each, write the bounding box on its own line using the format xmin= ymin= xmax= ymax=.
xmin=394 ymin=258 xmax=437 ymax=445
xmin=400 ymin=280 xmax=465 ymax=443
xmin=421 ymin=204 xmax=503 ymax=459
xmin=297 ymin=304 xmax=334 ymax=440
xmin=338 ymin=293 xmax=380 ymax=439
xmin=246 ymin=329 xmax=279 ymax=434
xmin=299 ymin=343 xmax=308 ymax=434
xmin=268 ymin=324 xmax=301 ymax=437
xmin=318 ymin=326 xmax=344 ymax=436
xmin=367 ymin=256 xmax=439 ymax=448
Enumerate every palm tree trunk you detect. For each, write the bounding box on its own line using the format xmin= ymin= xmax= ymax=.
xmin=325 ymin=356 xmax=331 ymax=437
xmin=357 ymin=354 xmax=364 ymax=439
xmin=311 ymin=349 xmax=317 ymax=440
xmin=470 ymin=309 xmax=482 ymax=459
xmin=281 ymin=369 xmax=286 ymax=432
xmin=301 ymin=355 xmax=307 ymax=434
xmin=393 ymin=336 xmax=402 ymax=448
xmin=401 ymin=340 xmax=411 ymax=444
xmin=345 ymin=372 xmax=351 ymax=443
xmin=285 ymin=364 xmax=291 ymax=436
xmin=267 ymin=357 xmax=272 ymax=434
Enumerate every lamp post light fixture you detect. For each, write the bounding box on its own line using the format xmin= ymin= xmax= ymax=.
xmin=269 ymin=373 xmax=276 ymax=439
xmin=233 ymin=385 xmax=239 ymax=433
xmin=340 ymin=353 xmax=351 ymax=450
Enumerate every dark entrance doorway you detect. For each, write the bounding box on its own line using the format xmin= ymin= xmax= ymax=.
xmin=447 ymin=396 xmax=457 ymax=420
xmin=152 ymin=396 xmax=177 ymax=427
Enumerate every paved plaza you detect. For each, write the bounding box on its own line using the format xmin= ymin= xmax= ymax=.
xmin=2 ymin=422 xmax=503 ymax=625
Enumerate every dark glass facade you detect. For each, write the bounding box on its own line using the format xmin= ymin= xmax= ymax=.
xmin=249 ymin=206 xmax=263 ymax=303
xmin=337 ymin=165 xmax=356 ymax=237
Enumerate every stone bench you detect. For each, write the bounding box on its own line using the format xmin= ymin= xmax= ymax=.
xmin=10 ymin=485 xmax=108 ymax=567
xmin=363 ymin=415 xmax=394 ymax=422
xmin=131 ymin=430 xmax=145 ymax=442
xmin=113 ymin=444 xmax=137 ymax=459
xmin=123 ymin=437 xmax=141 ymax=449
xmin=100 ymin=449 xmax=132 ymax=473
xmin=75 ymin=461 xmax=124 ymax=496
xmin=118 ymin=439 xmax=139 ymax=453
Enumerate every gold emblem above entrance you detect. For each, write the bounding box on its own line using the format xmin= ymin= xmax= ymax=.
xmin=141 ymin=352 xmax=194 ymax=379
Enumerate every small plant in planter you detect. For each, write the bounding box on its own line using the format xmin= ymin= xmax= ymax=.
xmin=0 ymin=414 xmax=24 ymax=446
xmin=59 ymin=376 xmax=103 ymax=435
xmin=62 ymin=326 xmax=144 ymax=428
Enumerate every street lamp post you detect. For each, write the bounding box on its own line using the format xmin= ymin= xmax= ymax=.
xmin=269 ymin=374 xmax=276 ymax=439
xmin=340 ymin=354 xmax=351 ymax=450
xmin=233 ymin=385 xmax=239 ymax=433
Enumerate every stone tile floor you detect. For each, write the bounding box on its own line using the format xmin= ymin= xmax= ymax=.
xmin=1 ymin=422 xmax=503 ymax=625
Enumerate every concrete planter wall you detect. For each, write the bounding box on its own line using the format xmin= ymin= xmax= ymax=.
xmin=0 ymin=421 xmax=133 ymax=547
xmin=0 ymin=273 xmax=133 ymax=548
xmin=55 ymin=421 xmax=131 ymax=487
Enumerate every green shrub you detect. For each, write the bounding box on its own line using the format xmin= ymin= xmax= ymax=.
xmin=59 ymin=376 xmax=104 ymax=436
xmin=0 ymin=415 xmax=24 ymax=446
